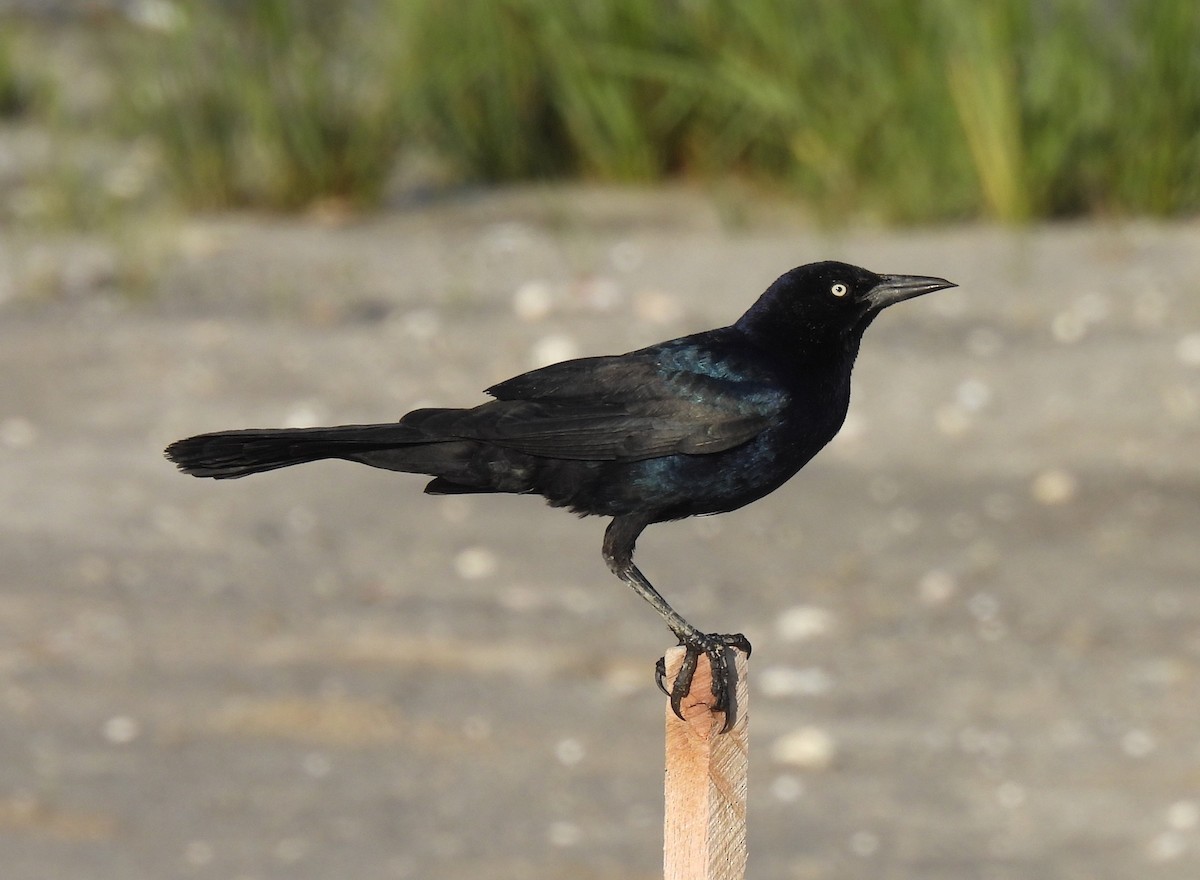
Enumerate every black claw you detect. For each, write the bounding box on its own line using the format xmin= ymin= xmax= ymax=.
xmin=669 ymin=644 xmax=701 ymax=722
xmin=654 ymin=655 xmax=670 ymax=697
xmin=728 ymin=632 xmax=752 ymax=657
xmin=660 ymin=632 xmax=751 ymax=734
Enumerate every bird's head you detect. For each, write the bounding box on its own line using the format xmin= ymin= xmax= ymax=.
xmin=735 ymin=260 xmax=956 ymax=356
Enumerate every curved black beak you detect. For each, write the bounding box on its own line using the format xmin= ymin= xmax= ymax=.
xmin=864 ymin=274 xmax=957 ymax=311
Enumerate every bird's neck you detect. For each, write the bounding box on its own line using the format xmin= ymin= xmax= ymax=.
xmin=733 ymin=308 xmax=863 ymax=375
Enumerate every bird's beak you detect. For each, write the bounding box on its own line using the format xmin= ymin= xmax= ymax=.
xmin=864 ymin=274 xmax=957 ymax=311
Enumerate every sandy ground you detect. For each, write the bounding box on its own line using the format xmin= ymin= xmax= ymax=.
xmin=1 ymin=187 xmax=1199 ymax=879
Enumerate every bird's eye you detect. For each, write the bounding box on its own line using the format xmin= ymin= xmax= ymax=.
xmin=830 ymin=282 xmax=849 ymax=297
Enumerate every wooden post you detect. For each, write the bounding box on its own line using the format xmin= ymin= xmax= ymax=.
xmin=662 ymin=646 xmax=749 ymax=880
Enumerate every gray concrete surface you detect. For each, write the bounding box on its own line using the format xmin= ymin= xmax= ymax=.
xmin=1 ymin=188 xmax=1199 ymax=879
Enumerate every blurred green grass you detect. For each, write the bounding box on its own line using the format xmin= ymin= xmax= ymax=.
xmin=107 ymin=1 xmax=411 ymax=211
xmin=0 ymin=20 xmax=42 ymax=119
xmin=8 ymin=0 xmax=1200 ymax=223
xmin=0 ymin=30 xmax=21 ymax=118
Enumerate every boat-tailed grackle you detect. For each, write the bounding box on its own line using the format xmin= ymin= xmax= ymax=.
xmin=166 ymin=261 xmax=956 ymax=731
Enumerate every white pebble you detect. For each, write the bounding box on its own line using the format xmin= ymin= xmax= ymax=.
xmin=1122 ymin=728 xmax=1156 ymax=758
xmin=955 ymin=378 xmax=992 ymax=412
xmin=771 ymin=726 xmax=836 ymax=769
xmin=283 ymin=402 xmax=322 ymax=429
xmin=633 ymin=290 xmax=683 ymax=325
xmin=554 ymin=737 xmax=585 ymax=766
xmin=776 ymin=605 xmax=835 ymax=642
xmin=454 ymin=546 xmax=497 ymax=580
xmin=547 ymin=821 xmax=582 ymax=847
xmin=1147 ymin=831 xmax=1187 ymax=863
xmin=1167 ymin=800 xmax=1200 ymax=830
xmin=529 ymin=334 xmax=580 ymax=368
xmin=437 ymin=497 xmax=473 ymax=524
xmin=918 ymin=569 xmax=958 ymax=605
xmin=512 ymin=280 xmax=554 ymax=321
xmin=0 ymin=417 xmax=37 ymax=449
xmin=401 ymin=309 xmax=440 ymax=340
xmin=1176 ymin=333 xmax=1200 ymax=367
xmin=102 ymin=715 xmax=141 ymax=744
xmin=579 ymin=276 xmax=623 ymax=312
xmin=1031 ymin=468 xmax=1078 ymax=505
xmin=127 ymin=0 xmax=183 ymax=32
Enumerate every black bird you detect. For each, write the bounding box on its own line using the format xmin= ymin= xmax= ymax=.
xmin=166 ymin=261 xmax=955 ymax=730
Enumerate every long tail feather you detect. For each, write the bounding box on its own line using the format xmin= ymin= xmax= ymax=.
xmin=164 ymin=423 xmax=429 ymax=479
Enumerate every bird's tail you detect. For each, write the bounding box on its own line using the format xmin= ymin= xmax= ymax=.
xmin=164 ymin=419 xmax=467 ymax=480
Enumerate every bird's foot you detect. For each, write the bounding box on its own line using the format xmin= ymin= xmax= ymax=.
xmin=655 ymin=632 xmax=752 ymax=733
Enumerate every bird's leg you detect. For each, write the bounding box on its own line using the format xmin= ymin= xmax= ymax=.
xmin=603 ymin=516 xmax=751 ymax=732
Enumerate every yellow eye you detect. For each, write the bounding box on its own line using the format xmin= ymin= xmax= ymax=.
xmin=831 ymin=282 xmax=849 ymax=297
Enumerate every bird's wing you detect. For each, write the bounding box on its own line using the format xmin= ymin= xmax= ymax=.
xmin=485 ymin=355 xmax=655 ymax=402
xmin=423 ymin=347 xmax=787 ymax=461
xmin=447 ymin=397 xmax=772 ymax=460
